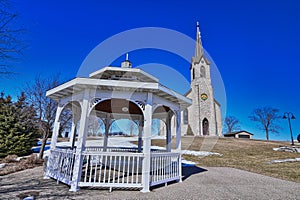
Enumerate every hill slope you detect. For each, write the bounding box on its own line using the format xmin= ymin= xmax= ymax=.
xmin=151 ymin=137 xmax=300 ymax=183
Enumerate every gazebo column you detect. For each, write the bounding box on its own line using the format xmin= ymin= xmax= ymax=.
xmin=166 ymin=112 xmax=172 ymax=152
xmin=175 ymin=110 xmax=182 ymax=182
xmin=45 ymin=104 xmax=63 ymax=179
xmin=69 ymin=120 xmax=77 ymax=149
xmin=70 ymin=89 xmax=90 ymax=192
xmin=69 ymin=105 xmax=81 ymax=149
xmin=103 ymin=115 xmax=111 ymax=152
xmin=138 ymin=119 xmax=143 ymax=153
xmin=50 ymin=104 xmax=64 ymax=150
xmin=141 ymin=92 xmax=152 ymax=193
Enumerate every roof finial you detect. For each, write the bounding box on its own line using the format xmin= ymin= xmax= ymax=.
xmin=121 ymin=53 xmax=132 ymax=68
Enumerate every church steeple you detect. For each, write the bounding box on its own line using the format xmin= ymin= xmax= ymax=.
xmin=195 ymin=21 xmax=203 ymax=58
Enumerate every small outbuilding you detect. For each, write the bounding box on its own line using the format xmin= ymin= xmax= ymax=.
xmin=223 ymin=131 xmax=253 ymax=139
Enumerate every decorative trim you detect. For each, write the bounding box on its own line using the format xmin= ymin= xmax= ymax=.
xmin=90 ymin=98 xmax=102 ymax=108
xmin=135 ymin=100 xmax=145 ymax=110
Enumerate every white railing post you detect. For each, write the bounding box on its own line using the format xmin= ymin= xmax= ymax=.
xmin=70 ymin=89 xmax=90 ymax=192
xmin=141 ymin=92 xmax=152 ymax=193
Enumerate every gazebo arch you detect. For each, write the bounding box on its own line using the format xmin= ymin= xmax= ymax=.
xmin=153 ymin=105 xmax=176 ymax=152
xmin=50 ymin=101 xmax=82 ymax=150
xmin=45 ymin=61 xmax=191 ymax=192
xmin=92 ymin=98 xmax=145 ymax=152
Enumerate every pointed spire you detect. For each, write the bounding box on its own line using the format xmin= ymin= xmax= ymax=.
xmin=195 ymin=21 xmax=203 ymax=58
xmin=126 ymin=53 xmax=129 ymax=61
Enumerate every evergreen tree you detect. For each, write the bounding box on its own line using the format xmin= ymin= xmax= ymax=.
xmin=0 ymin=92 xmax=38 ymax=157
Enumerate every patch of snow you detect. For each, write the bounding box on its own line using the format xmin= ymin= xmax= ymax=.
xmin=0 ymin=163 xmax=6 ymax=168
xmin=269 ymin=158 xmax=300 ymax=164
xmin=151 ymin=135 xmax=166 ymax=140
xmin=150 ymin=145 xmax=165 ymax=150
xmin=23 ymin=196 xmax=34 ymax=200
xmin=16 ymin=157 xmax=22 ymax=161
xmin=182 ymin=150 xmax=223 ymax=157
xmin=273 ymin=146 xmax=299 ymax=153
xmin=181 ymin=159 xmax=196 ymax=165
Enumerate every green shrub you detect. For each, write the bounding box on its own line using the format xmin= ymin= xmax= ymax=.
xmin=0 ymin=92 xmax=38 ymax=157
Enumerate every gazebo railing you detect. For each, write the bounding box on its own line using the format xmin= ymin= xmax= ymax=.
xmin=46 ymin=146 xmax=180 ymax=190
xmin=79 ymin=151 xmax=144 ymax=188
xmin=150 ymin=152 xmax=180 ymax=186
xmin=85 ymin=146 xmax=139 ymax=153
xmin=46 ymin=148 xmax=75 ymax=185
xmin=85 ymin=146 xmax=167 ymax=153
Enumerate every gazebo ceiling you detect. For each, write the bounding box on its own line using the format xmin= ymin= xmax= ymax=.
xmin=153 ymin=105 xmax=171 ymax=114
xmin=95 ymin=99 xmax=143 ymax=115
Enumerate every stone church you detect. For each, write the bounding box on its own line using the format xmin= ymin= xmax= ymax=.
xmin=161 ymin=23 xmax=222 ymax=136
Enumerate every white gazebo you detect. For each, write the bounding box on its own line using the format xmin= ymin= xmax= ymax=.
xmin=45 ymin=58 xmax=191 ymax=192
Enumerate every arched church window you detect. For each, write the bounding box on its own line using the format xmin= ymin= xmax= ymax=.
xmin=183 ymin=109 xmax=188 ymax=124
xmin=200 ymin=66 xmax=206 ymax=78
xmin=202 ymin=118 xmax=209 ymax=135
xmin=192 ymin=68 xmax=195 ymax=80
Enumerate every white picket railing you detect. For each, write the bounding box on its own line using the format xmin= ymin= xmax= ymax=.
xmin=79 ymin=151 xmax=144 ymax=189
xmin=85 ymin=146 xmax=167 ymax=153
xmin=150 ymin=152 xmax=180 ymax=186
xmin=46 ymin=147 xmax=180 ymax=190
xmin=46 ymin=148 xmax=75 ymax=185
xmin=85 ymin=146 xmax=139 ymax=153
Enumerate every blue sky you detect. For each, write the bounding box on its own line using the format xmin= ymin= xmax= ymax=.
xmin=1 ymin=0 xmax=300 ymax=141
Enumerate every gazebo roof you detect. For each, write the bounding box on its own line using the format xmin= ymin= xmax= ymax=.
xmin=89 ymin=66 xmax=158 ymax=83
xmin=46 ymin=66 xmax=191 ymax=109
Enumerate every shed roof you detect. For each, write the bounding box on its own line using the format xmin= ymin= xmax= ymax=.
xmin=223 ymin=131 xmax=254 ymax=136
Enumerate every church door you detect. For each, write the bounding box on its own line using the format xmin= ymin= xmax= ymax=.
xmin=202 ymin=118 xmax=209 ymax=136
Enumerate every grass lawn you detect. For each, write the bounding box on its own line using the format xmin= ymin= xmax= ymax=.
xmin=151 ymin=137 xmax=300 ymax=183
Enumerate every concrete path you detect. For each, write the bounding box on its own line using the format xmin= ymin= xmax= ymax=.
xmin=0 ymin=166 xmax=299 ymax=200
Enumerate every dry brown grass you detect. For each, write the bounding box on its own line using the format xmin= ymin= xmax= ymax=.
xmin=151 ymin=137 xmax=300 ymax=183
xmin=0 ymin=154 xmax=43 ymax=176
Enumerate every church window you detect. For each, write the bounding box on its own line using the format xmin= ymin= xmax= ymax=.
xmin=202 ymin=118 xmax=209 ymax=135
xmin=200 ymin=66 xmax=206 ymax=78
xmin=183 ymin=109 xmax=188 ymax=124
xmin=192 ymin=68 xmax=195 ymax=80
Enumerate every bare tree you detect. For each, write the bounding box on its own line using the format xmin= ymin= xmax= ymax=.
xmin=25 ymin=75 xmax=60 ymax=159
xmin=88 ymin=115 xmax=104 ymax=136
xmin=249 ymin=106 xmax=281 ymax=141
xmin=0 ymin=0 xmax=26 ymax=76
xmin=58 ymin=109 xmax=72 ymax=138
xmin=224 ymin=116 xmax=241 ymax=133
